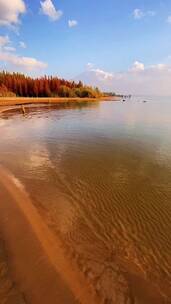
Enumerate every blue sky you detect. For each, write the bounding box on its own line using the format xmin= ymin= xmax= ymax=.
xmin=0 ymin=0 xmax=171 ymax=94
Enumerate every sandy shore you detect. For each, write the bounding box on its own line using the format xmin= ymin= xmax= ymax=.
xmin=0 ymin=97 xmax=98 ymax=107
xmin=0 ymin=166 xmax=100 ymax=304
xmin=0 ymin=96 xmax=120 ymax=107
xmin=0 ymin=96 xmax=121 ymax=116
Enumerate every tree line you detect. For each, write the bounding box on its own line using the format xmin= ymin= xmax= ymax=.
xmin=0 ymin=71 xmax=102 ymax=98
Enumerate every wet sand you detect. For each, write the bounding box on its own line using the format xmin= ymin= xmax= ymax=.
xmin=0 ymin=97 xmax=121 ymax=118
xmin=0 ymin=103 xmax=97 ymax=116
xmin=0 ymin=97 xmax=98 ymax=107
xmin=0 ymin=96 xmax=120 ymax=107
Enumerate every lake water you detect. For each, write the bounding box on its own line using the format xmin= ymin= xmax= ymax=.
xmin=0 ymin=97 xmax=171 ymax=303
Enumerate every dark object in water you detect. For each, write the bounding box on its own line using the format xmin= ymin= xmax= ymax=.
xmin=143 ymin=100 xmax=148 ymax=103
xmin=122 ymin=99 xmax=126 ymax=102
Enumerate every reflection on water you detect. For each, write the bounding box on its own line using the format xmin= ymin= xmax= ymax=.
xmin=0 ymin=98 xmax=171 ymax=303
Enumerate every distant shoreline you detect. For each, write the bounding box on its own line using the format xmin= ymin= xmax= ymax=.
xmin=0 ymin=96 xmax=121 ymax=106
xmin=0 ymin=96 xmax=121 ymax=114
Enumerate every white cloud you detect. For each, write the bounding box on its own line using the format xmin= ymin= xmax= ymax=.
xmin=86 ymin=63 xmax=94 ymax=69
xmin=76 ymin=61 xmax=171 ymax=96
xmin=19 ymin=41 xmax=26 ymax=48
xmin=0 ymin=0 xmax=26 ymax=27
xmin=68 ymin=20 xmax=78 ymax=28
xmin=86 ymin=63 xmax=114 ymax=80
xmin=4 ymin=46 xmax=16 ymax=52
xmin=133 ymin=8 xmax=156 ymax=20
xmin=0 ymin=35 xmax=16 ymax=52
xmin=40 ymin=0 xmax=63 ymax=21
xmin=131 ymin=61 xmax=145 ymax=72
xmin=91 ymin=69 xmax=113 ymax=80
xmin=133 ymin=9 xmax=144 ymax=19
xmin=167 ymin=15 xmax=171 ymax=24
xmin=0 ymin=51 xmax=47 ymax=72
xmin=0 ymin=35 xmax=10 ymax=47
xmin=0 ymin=35 xmax=46 ymax=72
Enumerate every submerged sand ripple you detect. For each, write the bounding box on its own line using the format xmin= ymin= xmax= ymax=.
xmin=0 ymin=166 xmax=170 ymax=304
xmin=0 ymin=166 xmax=100 ymax=304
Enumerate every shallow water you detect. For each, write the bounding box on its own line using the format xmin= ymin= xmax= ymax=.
xmin=0 ymin=98 xmax=171 ymax=303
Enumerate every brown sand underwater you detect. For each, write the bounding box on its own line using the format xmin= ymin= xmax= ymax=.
xmin=0 ymin=166 xmax=169 ymax=304
xmin=0 ymin=98 xmax=171 ymax=303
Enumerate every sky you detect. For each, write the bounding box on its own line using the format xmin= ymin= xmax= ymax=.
xmin=0 ymin=0 xmax=171 ymax=95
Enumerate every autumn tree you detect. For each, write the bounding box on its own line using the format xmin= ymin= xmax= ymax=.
xmin=0 ymin=71 xmax=102 ymax=98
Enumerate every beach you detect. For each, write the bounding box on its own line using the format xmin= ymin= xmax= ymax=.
xmin=0 ymin=96 xmax=120 ymax=107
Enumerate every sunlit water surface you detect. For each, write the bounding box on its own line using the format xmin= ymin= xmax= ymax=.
xmin=0 ymin=98 xmax=171 ymax=303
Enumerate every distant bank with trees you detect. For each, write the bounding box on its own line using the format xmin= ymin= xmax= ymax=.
xmin=0 ymin=71 xmax=102 ymax=99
